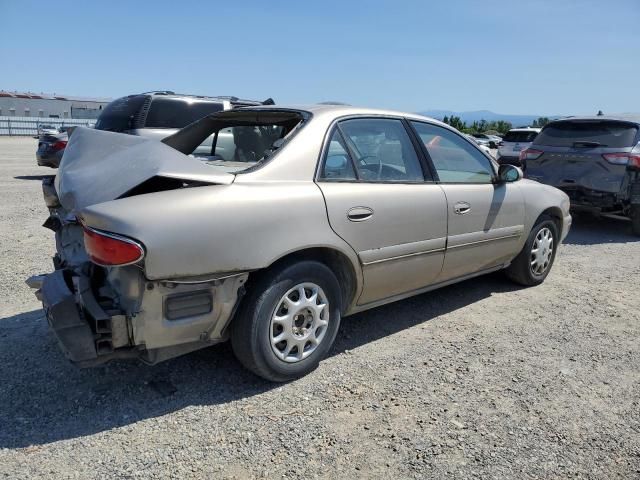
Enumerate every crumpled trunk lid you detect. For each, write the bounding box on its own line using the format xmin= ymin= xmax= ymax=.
xmin=55 ymin=126 xmax=233 ymax=212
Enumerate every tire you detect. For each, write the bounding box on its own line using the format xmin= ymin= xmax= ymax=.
xmin=231 ymin=260 xmax=342 ymax=382
xmin=505 ymin=215 xmax=559 ymax=286
xmin=631 ymin=205 xmax=640 ymax=237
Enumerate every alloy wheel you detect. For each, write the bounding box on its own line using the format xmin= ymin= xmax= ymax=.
xmin=270 ymin=283 xmax=329 ymax=363
xmin=530 ymin=227 xmax=554 ymax=276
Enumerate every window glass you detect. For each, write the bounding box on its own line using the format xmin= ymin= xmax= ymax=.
xmin=533 ymin=121 xmax=638 ymax=148
xmin=95 ymin=95 xmax=147 ymax=132
xmin=411 ymin=121 xmax=494 ymax=183
xmin=145 ymin=98 xmax=224 ymax=129
xmin=319 ymin=129 xmax=357 ymax=180
xmin=503 ymin=131 xmax=538 ymax=143
xmin=338 ymin=118 xmax=423 ymax=182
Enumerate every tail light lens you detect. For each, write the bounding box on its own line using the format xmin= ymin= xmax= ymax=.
xmin=519 ymin=148 xmax=543 ymax=162
xmin=602 ymin=153 xmax=640 ymax=167
xmin=83 ymin=226 xmax=144 ymax=266
xmin=51 ymin=140 xmax=67 ymax=151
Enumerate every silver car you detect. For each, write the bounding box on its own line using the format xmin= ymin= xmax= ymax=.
xmin=497 ymin=128 xmax=541 ymax=166
xmin=29 ymin=105 xmax=571 ymax=381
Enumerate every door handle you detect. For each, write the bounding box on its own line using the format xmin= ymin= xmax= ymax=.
xmin=454 ymin=202 xmax=471 ymax=215
xmin=347 ymin=206 xmax=374 ymax=222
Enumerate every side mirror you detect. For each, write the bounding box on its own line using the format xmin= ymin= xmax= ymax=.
xmin=498 ymin=164 xmax=523 ymax=183
xmin=325 ymin=154 xmax=348 ymax=171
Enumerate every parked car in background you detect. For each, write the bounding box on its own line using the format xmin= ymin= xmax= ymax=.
xmin=94 ymin=91 xmax=273 ymax=140
xmin=472 ymin=133 xmax=502 ymax=148
xmin=497 ymin=128 xmax=540 ymax=166
xmin=465 ymin=134 xmax=494 ymax=157
xmin=522 ymin=116 xmax=640 ymax=235
xmin=36 ymin=131 xmax=68 ymax=168
xmin=29 ymin=104 xmax=571 ymax=381
xmin=36 ymin=91 xmax=273 ymax=167
xmin=37 ymin=124 xmax=59 ymax=136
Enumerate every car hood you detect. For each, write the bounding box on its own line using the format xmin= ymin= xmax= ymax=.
xmin=55 ymin=127 xmax=234 ymax=211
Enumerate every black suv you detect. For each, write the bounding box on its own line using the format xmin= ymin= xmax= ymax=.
xmin=522 ymin=116 xmax=640 ymax=235
xmin=94 ymin=91 xmax=274 ymax=141
xmin=38 ymin=92 xmax=273 ymax=168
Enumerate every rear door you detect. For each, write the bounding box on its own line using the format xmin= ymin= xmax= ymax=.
xmin=526 ymin=120 xmax=639 ymax=194
xmin=410 ymin=121 xmax=525 ymax=281
xmin=317 ymin=117 xmax=448 ymax=305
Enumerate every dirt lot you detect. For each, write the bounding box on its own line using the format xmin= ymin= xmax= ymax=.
xmin=0 ymin=136 xmax=638 ymax=479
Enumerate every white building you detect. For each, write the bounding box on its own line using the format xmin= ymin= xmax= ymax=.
xmin=0 ymin=91 xmax=111 ymax=119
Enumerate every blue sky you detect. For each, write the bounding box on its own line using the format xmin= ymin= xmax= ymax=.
xmin=1 ymin=0 xmax=638 ymax=115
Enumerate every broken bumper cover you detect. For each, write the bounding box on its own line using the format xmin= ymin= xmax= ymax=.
xmin=33 ymin=266 xmax=249 ymax=367
xmin=39 ymin=269 xmax=138 ymax=366
xmin=40 ymin=269 xmax=98 ymax=363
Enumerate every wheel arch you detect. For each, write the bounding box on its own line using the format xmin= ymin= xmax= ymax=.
xmin=538 ymin=206 xmax=564 ymax=233
xmin=248 ymin=246 xmax=361 ymax=314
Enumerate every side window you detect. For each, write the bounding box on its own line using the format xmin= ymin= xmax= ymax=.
xmin=339 ymin=118 xmax=424 ymax=182
xmin=320 ymin=129 xmax=357 ymax=180
xmin=411 ymin=121 xmax=495 ymax=184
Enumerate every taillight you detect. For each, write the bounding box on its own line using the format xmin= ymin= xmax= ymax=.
xmin=602 ymin=153 xmax=640 ymax=167
xmin=51 ymin=140 xmax=67 ymax=151
xmin=83 ymin=226 xmax=144 ymax=266
xmin=519 ymin=148 xmax=543 ymax=162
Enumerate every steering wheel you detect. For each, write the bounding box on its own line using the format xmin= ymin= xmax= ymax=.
xmin=357 ymin=155 xmax=383 ymax=179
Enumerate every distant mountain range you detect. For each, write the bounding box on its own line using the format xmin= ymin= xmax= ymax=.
xmin=418 ymin=109 xmax=559 ymax=127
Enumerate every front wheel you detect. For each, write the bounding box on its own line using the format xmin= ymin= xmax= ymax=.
xmin=231 ymin=261 xmax=342 ymax=382
xmin=506 ymin=215 xmax=559 ymax=286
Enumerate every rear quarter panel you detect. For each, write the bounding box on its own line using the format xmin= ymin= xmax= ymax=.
xmin=79 ymin=182 xmax=361 ymax=283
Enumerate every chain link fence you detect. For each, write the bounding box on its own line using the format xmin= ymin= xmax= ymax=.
xmin=0 ymin=116 xmax=95 ymax=136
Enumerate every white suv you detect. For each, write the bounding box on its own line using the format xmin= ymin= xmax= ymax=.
xmin=497 ymin=128 xmax=540 ymax=166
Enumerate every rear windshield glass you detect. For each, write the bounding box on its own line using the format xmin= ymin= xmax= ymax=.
xmin=533 ymin=121 xmax=638 ymax=148
xmin=95 ymin=95 xmax=147 ymax=132
xmin=503 ymin=131 xmax=538 ymax=143
xmin=145 ymin=98 xmax=224 ymax=129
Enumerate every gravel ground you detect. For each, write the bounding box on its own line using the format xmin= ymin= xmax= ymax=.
xmin=0 ymin=136 xmax=639 ymax=479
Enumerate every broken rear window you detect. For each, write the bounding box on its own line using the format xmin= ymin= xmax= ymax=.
xmin=533 ymin=121 xmax=638 ymax=148
xmin=162 ymin=109 xmax=308 ymax=173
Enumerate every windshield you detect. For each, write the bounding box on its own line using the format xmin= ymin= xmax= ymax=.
xmin=533 ymin=121 xmax=638 ymax=148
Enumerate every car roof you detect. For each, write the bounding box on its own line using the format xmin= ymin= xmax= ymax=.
xmin=233 ymin=103 xmax=450 ymax=126
xmin=508 ymin=127 xmax=541 ymax=132
xmin=139 ymin=91 xmax=266 ymax=106
xmin=551 ymin=115 xmax=640 ymax=125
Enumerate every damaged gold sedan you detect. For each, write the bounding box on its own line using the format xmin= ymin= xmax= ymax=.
xmin=28 ymin=105 xmax=571 ymax=381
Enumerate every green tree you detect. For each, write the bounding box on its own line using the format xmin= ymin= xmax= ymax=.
xmin=532 ymin=117 xmax=550 ymax=128
xmin=443 ymin=115 xmax=467 ymax=131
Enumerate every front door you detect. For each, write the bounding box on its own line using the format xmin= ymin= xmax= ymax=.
xmin=317 ymin=117 xmax=448 ymax=305
xmin=409 ymin=121 xmax=525 ymax=281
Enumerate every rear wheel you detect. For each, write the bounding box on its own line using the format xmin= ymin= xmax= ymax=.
xmin=231 ymin=261 xmax=342 ymax=382
xmin=631 ymin=205 xmax=640 ymax=236
xmin=506 ymin=215 xmax=559 ymax=286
